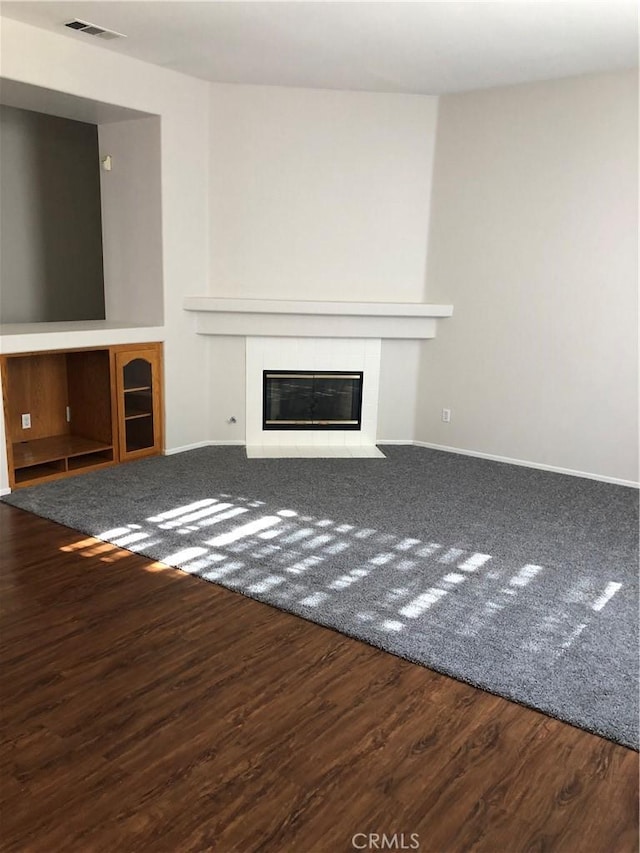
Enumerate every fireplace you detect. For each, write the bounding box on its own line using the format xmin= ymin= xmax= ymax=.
xmin=263 ymin=370 xmax=363 ymax=430
xmin=246 ymin=338 xmax=380 ymax=449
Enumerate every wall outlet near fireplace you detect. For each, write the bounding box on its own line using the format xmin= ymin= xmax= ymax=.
xmin=442 ymin=408 xmax=451 ymax=423
xmin=21 ymin=413 xmax=31 ymax=429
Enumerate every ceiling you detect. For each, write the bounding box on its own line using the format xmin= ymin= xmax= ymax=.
xmin=1 ymin=1 xmax=638 ymax=95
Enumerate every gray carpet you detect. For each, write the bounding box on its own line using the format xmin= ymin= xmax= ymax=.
xmin=4 ymin=445 xmax=638 ymax=749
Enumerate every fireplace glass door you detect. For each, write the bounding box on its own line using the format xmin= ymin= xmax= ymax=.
xmin=263 ymin=371 xmax=363 ymax=430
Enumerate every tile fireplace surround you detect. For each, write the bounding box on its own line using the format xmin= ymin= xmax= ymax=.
xmin=246 ymin=336 xmax=382 ymax=457
xmin=184 ymin=298 xmax=453 ymax=458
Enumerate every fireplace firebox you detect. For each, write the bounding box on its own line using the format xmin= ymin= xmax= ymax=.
xmin=263 ymin=371 xmax=363 ymax=430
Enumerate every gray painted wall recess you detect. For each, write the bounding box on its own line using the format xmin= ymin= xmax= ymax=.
xmin=0 ymin=105 xmax=106 ymax=323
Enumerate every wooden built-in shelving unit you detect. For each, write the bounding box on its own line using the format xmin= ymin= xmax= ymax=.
xmin=1 ymin=342 xmax=163 ymax=489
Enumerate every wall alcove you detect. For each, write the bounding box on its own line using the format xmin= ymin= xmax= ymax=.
xmin=0 ymin=78 xmax=164 ymax=332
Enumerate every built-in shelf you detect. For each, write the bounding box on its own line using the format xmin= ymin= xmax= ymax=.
xmin=0 ymin=322 xmax=165 ymax=355
xmin=184 ymin=298 xmax=453 ymax=339
xmin=12 ymin=434 xmax=114 ymax=486
xmin=13 ymin=434 xmax=113 ymax=468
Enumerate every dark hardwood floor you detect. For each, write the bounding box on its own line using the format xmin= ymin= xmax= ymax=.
xmin=1 ymin=502 xmax=637 ymax=853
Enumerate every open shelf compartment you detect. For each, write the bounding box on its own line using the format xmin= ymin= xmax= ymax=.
xmin=12 ymin=434 xmax=114 ymax=485
xmin=12 ymin=434 xmax=112 ymax=468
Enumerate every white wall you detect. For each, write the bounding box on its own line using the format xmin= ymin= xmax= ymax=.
xmin=208 ymin=336 xmax=246 ymax=443
xmin=206 ymin=83 xmax=439 ymax=442
xmin=208 ymin=83 xmax=438 ymax=302
xmin=416 ymin=71 xmax=638 ymax=484
xmin=0 ymin=17 xmax=210 ymax=488
xmin=377 ymin=340 xmax=421 ymax=442
xmin=99 ymin=116 xmax=163 ymax=326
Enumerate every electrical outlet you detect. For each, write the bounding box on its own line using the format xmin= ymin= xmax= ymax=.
xmin=442 ymin=408 xmax=451 ymax=423
xmin=21 ymin=413 xmax=31 ymax=429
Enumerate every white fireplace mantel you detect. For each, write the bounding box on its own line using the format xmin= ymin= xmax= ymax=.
xmin=183 ymin=297 xmax=453 ymax=339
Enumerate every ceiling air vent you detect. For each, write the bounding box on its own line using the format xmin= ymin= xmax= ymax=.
xmin=64 ymin=19 xmax=126 ymax=41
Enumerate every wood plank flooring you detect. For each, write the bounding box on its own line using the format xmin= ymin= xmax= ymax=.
xmin=1 ymin=502 xmax=638 ymax=852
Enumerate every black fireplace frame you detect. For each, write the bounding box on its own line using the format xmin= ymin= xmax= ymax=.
xmin=262 ymin=370 xmax=364 ymax=431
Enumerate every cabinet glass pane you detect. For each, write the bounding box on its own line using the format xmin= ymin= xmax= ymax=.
xmin=125 ymin=415 xmax=154 ymax=453
xmin=123 ymin=358 xmax=152 ymax=391
xmin=123 ymin=358 xmax=154 ymax=452
xmin=125 ymin=390 xmax=152 ymax=418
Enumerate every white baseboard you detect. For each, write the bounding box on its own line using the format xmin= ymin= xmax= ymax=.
xmin=164 ymin=440 xmax=245 ymax=456
xmin=376 ymin=439 xmax=414 ymax=445
xmin=163 ymin=441 xmax=213 ymax=455
xmin=413 ymin=441 xmax=639 ymax=488
xmin=0 ymin=487 xmax=11 ymax=496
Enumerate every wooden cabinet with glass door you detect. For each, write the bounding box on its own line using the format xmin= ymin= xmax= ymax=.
xmin=114 ymin=344 xmax=163 ymax=461
xmin=1 ymin=342 xmax=164 ymax=489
